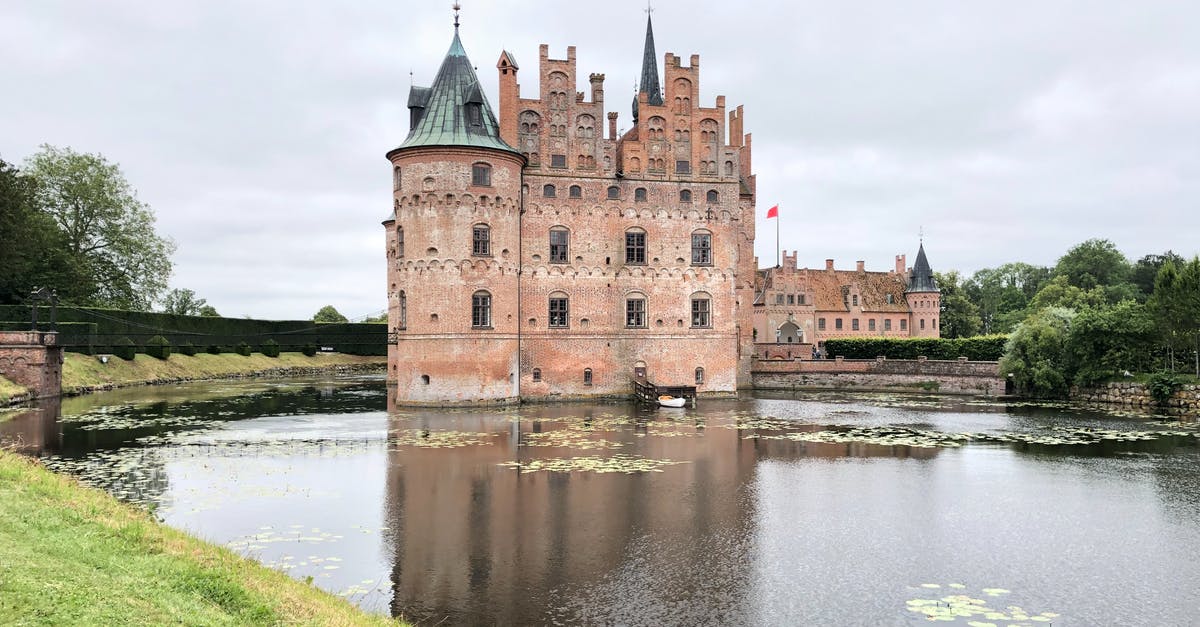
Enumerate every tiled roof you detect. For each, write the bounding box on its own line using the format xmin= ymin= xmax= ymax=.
xmin=765 ymin=268 xmax=911 ymax=313
xmin=394 ymin=29 xmax=519 ymax=155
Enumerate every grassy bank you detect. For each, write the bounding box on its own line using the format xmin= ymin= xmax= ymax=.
xmin=0 ymin=376 xmax=26 ymax=407
xmin=61 ymin=352 xmax=385 ymax=396
xmin=0 ymin=449 xmax=398 ymax=625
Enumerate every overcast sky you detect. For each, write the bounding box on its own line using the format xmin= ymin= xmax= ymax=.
xmin=3 ymin=1 xmax=1197 ymax=319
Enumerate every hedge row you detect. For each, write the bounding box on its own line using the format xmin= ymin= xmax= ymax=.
xmin=0 ymin=305 xmax=385 ymax=356
xmin=822 ymin=335 xmax=1008 ymax=361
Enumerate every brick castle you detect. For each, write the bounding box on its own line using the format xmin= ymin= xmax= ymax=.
xmin=384 ymin=12 xmax=937 ymax=405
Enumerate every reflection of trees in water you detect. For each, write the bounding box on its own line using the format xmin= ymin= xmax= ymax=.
xmin=0 ymin=397 xmax=62 ymax=455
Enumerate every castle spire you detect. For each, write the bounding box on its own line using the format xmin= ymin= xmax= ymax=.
xmin=633 ymin=10 xmax=664 ymax=121
xmin=906 ymin=242 xmax=939 ymax=293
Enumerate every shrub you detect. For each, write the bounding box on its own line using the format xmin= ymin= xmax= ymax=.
xmin=302 ymin=343 xmax=317 ymax=357
xmin=236 ymin=341 xmax=252 ymax=356
xmin=112 ymin=337 xmax=136 ymax=361
xmin=261 ymin=338 xmax=281 ymax=358
xmin=822 ymin=335 xmax=1008 ymax=361
xmin=179 ymin=342 xmax=197 ymax=356
xmin=145 ymin=335 xmax=171 ymax=360
xmin=206 ymin=344 xmax=222 ymax=355
xmin=1148 ymin=371 xmax=1186 ymax=406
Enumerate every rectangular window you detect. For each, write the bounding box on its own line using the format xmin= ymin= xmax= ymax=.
xmin=472 ymin=226 xmax=490 ymax=256
xmin=396 ymin=228 xmax=404 ymax=258
xmin=549 ymin=229 xmax=569 ymax=263
xmin=884 ymin=319 xmax=892 ymax=331
xmin=886 ymin=294 xmax=894 ymax=305
xmin=691 ymin=233 xmax=712 ymax=265
xmin=900 ymin=319 xmax=907 ymax=331
xmin=920 ymin=319 xmax=926 ymax=330
xmin=551 ymin=154 xmax=567 ymax=168
xmin=393 ymin=166 xmax=401 ymax=191
xmin=569 ymin=185 xmax=582 ymax=198
xmin=786 ymin=294 xmax=794 ymax=305
xmin=471 ymin=164 xmax=491 ymax=186
xmin=549 ymin=297 xmax=568 ymax=328
xmin=835 ymin=318 xmax=843 ymax=330
xmin=691 ymin=297 xmax=711 ymax=328
xmin=852 ymin=319 xmax=860 ymax=331
xmin=818 ymin=318 xmax=826 ymax=331
xmin=472 ymin=293 xmax=491 ymax=328
xmin=852 ymin=295 xmax=859 ymax=306
xmin=798 ymin=294 xmax=805 ymax=305
xmin=634 ymin=188 xmax=647 ymax=202
xmin=626 ymin=298 xmax=646 ymax=328
xmin=625 ymin=232 xmax=646 ymax=264
xmin=775 ymin=294 xmax=784 ymax=305
xmin=583 ymin=368 xmax=592 ymax=385
xmin=868 ymin=319 xmax=876 ymax=331
xmin=676 ymin=160 xmax=691 ymax=174
xmin=607 ymin=186 xmax=620 ymax=200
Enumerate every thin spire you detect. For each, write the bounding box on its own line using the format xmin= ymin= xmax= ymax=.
xmin=633 ymin=10 xmax=664 ymax=121
xmin=452 ymin=2 xmax=461 ymax=29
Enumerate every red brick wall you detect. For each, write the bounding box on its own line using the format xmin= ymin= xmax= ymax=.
xmin=0 ymin=331 xmax=63 ymax=400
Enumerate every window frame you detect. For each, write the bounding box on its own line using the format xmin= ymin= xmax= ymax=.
xmin=690 ymin=294 xmax=711 ymax=328
xmin=472 ymin=224 xmax=491 ymax=256
xmin=398 ymin=290 xmax=407 ymax=330
xmin=471 ymin=291 xmax=492 ymax=329
xmin=392 ymin=166 xmax=401 ymax=191
xmin=549 ymin=227 xmax=569 ymax=264
xmin=706 ymin=189 xmax=718 ymax=203
xmin=548 ymin=295 xmax=569 ymax=328
xmin=471 ymin=163 xmax=492 ymax=187
xmin=550 ymin=154 xmax=567 ymax=169
xmin=568 ymin=185 xmax=582 ymax=198
xmin=690 ymin=230 xmax=712 ymax=266
xmin=634 ymin=187 xmax=648 ymax=202
xmin=624 ymin=229 xmax=646 ymax=265
xmin=607 ymin=186 xmax=620 ymax=200
xmin=680 ymin=189 xmax=692 ymax=203
xmin=543 ymin=184 xmax=556 ymax=198
xmin=625 ymin=295 xmax=647 ymax=328
xmin=396 ymin=227 xmax=404 ymax=258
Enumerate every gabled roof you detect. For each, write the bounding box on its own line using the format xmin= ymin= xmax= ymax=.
xmin=906 ymin=243 xmax=939 ymax=293
xmin=497 ymin=50 xmax=519 ymax=70
xmin=393 ymin=28 xmax=519 ymax=155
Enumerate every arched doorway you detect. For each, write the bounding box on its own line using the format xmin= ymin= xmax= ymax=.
xmin=778 ymin=321 xmax=802 ymax=344
xmin=633 ymin=360 xmax=647 ymax=380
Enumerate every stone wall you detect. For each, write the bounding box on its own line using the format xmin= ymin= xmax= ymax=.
xmin=0 ymin=331 xmax=63 ymax=400
xmin=751 ymin=356 xmax=1005 ymax=396
xmin=1071 ymin=381 xmax=1200 ymax=414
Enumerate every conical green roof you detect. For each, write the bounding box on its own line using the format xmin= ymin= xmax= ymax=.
xmin=394 ymin=29 xmax=519 ymax=155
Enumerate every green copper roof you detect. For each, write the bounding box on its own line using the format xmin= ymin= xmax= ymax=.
xmin=394 ymin=29 xmax=519 ymax=155
xmin=906 ymin=242 xmax=940 ymax=293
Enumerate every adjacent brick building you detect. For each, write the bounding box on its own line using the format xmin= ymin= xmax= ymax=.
xmin=385 ymin=14 xmax=757 ymax=405
xmin=752 ymin=244 xmax=941 ymax=359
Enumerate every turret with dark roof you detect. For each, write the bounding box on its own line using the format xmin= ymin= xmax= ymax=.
xmin=906 ymin=243 xmax=939 ymax=293
xmin=392 ymin=20 xmax=519 ymax=156
xmin=632 ymin=13 xmax=664 ymax=121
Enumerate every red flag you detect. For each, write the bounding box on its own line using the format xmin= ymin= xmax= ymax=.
xmin=766 ymin=205 xmax=778 ymax=218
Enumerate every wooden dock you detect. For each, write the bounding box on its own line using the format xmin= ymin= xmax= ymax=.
xmin=632 ymin=377 xmax=697 ymax=406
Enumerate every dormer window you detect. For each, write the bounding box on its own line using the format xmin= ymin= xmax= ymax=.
xmin=467 ymin=103 xmax=482 ymax=127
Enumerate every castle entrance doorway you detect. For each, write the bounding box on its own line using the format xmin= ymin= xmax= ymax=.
xmin=778 ymin=321 xmax=802 ymax=344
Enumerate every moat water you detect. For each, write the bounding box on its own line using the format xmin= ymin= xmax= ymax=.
xmin=4 ymin=375 xmax=1200 ymax=625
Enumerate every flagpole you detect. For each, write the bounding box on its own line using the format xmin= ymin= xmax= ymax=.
xmin=776 ymin=205 xmax=780 ymax=268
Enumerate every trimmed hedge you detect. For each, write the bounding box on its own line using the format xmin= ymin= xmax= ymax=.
xmin=235 ymin=341 xmax=252 ymax=356
xmin=261 ymin=339 xmax=280 ymax=358
xmin=822 ymin=335 xmax=1008 ymax=361
xmin=179 ymin=342 xmax=197 ymax=356
xmin=112 ymin=337 xmax=136 ymax=361
xmin=0 ymin=305 xmax=385 ymax=356
xmin=145 ymin=335 xmax=171 ymax=360
xmin=206 ymin=344 xmax=222 ymax=355
xmin=302 ymin=343 xmax=317 ymax=357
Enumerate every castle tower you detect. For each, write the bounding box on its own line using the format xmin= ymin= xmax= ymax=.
xmin=384 ymin=15 xmax=525 ymax=404
xmin=904 ymin=242 xmax=941 ymax=338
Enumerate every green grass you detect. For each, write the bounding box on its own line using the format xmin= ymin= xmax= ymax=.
xmin=0 ymin=449 xmax=400 ymax=626
xmin=0 ymin=376 xmax=27 ymax=407
xmin=62 ymin=352 xmax=384 ymax=395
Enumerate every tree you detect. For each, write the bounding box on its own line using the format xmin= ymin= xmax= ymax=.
xmin=1066 ymin=300 xmax=1157 ymax=386
xmin=313 ymin=305 xmax=348 ymax=323
xmin=23 ymin=145 xmax=176 ymax=310
xmin=198 ymin=305 xmax=220 ymax=317
xmin=160 ymin=288 xmax=209 ymax=316
xmin=0 ymin=159 xmax=81 ymax=304
xmin=1132 ymin=251 xmax=1185 ymax=299
xmin=1054 ymin=238 xmax=1132 ymax=291
xmin=1000 ymin=307 xmax=1076 ymax=398
xmin=934 ymin=271 xmax=981 ymax=338
xmin=1149 ymin=257 xmax=1200 ymax=374
xmin=1028 ymin=275 xmax=1106 ymax=312
xmin=963 ymin=262 xmax=1052 ymax=334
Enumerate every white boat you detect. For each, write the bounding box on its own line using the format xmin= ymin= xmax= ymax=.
xmin=658 ymin=395 xmax=687 ymax=408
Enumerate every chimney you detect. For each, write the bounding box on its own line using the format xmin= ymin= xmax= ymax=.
xmin=895 ymin=254 xmax=906 ymax=274
xmin=856 ymin=260 xmax=865 ymax=272
xmin=825 ymin=259 xmax=834 ymax=271
xmin=607 ymin=112 xmax=618 ymax=140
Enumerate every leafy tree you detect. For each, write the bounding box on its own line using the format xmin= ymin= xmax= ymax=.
xmin=197 ymin=304 xmax=220 ymax=317
xmin=23 ymin=145 xmax=176 ymax=309
xmin=963 ymin=262 xmax=1052 ymax=334
xmin=934 ymin=271 xmax=981 ymax=338
xmin=1132 ymin=251 xmax=1185 ymax=298
xmin=1028 ymin=275 xmax=1106 ymax=312
xmin=1000 ymin=307 xmax=1076 ymax=398
xmin=0 ymin=159 xmax=79 ymax=304
xmin=361 ymin=313 xmax=388 ymax=324
xmin=1066 ymin=300 xmax=1157 ymax=386
xmin=1149 ymin=258 xmax=1200 ymax=374
xmin=1054 ymin=238 xmax=1132 ymax=291
xmin=160 ymin=288 xmax=209 ymax=316
xmin=313 ymin=305 xmax=348 ymax=323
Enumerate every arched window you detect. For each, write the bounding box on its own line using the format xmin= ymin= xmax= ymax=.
xmin=607 ymin=186 xmax=620 ymax=200
xmin=680 ymin=189 xmax=692 ymax=203
xmin=471 ymin=163 xmax=491 ymax=187
xmin=548 ymin=292 xmax=569 ymax=328
xmin=399 ymin=290 xmax=407 ymax=329
xmin=691 ymin=230 xmax=712 ymax=266
xmin=625 ymin=292 xmax=647 ymax=328
xmin=472 ymin=224 xmax=491 ymax=256
xmin=532 ymin=368 xmax=541 ymax=382
xmin=543 ymin=184 xmax=556 ymax=198
xmin=695 ymin=367 xmax=704 ymax=385
xmin=690 ymin=292 xmax=711 ymax=328
xmin=583 ymin=368 xmax=592 ymax=385
xmin=625 ymin=228 xmax=646 ymax=264
xmin=725 ymin=161 xmax=734 ymax=176
xmin=549 ymin=227 xmax=569 ymax=263
xmin=569 ymin=185 xmax=582 ymax=198
xmin=421 ymin=374 xmax=430 ymax=385
xmin=634 ymin=187 xmax=648 ymax=202
xmin=392 ymin=166 xmax=401 ymax=191
xmin=396 ymin=227 xmax=404 ymax=257
xmin=472 ymin=291 xmax=492 ymax=328
xmin=706 ymin=190 xmax=719 ymax=203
